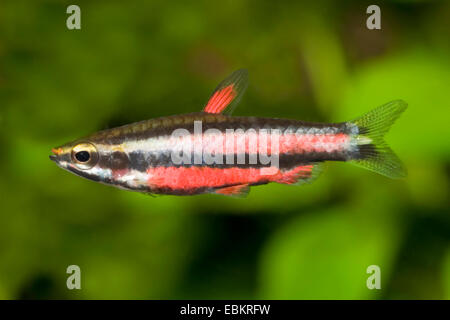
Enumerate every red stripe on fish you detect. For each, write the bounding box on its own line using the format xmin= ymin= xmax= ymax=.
xmin=279 ymin=133 xmax=349 ymax=154
xmin=146 ymin=165 xmax=315 ymax=191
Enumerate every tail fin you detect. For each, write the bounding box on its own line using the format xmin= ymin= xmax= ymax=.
xmin=347 ymin=100 xmax=407 ymax=179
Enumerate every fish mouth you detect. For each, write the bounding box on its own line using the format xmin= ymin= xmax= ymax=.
xmin=50 ymin=147 xmax=63 ymax=162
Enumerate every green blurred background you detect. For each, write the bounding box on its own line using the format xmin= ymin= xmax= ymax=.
xmin=0 ymin=0 xmax=449 ymax=299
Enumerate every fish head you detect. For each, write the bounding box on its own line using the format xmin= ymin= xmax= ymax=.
xmin=49 ymin=140 xmax=112 ymax=183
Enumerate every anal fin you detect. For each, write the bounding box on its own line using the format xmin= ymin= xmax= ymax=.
xmin=275 ymin=163 xmax=323 ymax=185
xmin=214 ymin=184 xmax=250 ymax=197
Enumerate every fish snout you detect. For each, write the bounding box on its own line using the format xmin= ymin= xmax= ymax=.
xmin=50 ymin=147 xmax=64 ymax=162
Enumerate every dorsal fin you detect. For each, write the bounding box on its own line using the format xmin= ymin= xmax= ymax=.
xmin=202 ymin=69 xmax=248 ymax=115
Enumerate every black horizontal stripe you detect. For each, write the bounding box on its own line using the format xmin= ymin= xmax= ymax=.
xmin=124 ymin=150 xmax=350 ymax=171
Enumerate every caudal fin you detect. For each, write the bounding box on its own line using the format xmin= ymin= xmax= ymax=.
xmin=347 ymin=100 xmax=407 ymax=179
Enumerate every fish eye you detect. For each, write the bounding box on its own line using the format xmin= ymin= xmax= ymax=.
xmin=75 ymin=151 xmax=90 ymax=162
xmin=71 ymin=142 xmax=99 ymax=169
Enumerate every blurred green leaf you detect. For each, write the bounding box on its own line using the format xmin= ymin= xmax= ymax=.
xmin=259 ymin=204 xmax=402 ymax=299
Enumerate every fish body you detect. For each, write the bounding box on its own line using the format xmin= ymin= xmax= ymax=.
xmin=50 ymin=69 xmax=407 ymax=196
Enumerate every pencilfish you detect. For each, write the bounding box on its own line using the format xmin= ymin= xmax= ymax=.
xmin=50 ymin=69 xmax=407 ymax=196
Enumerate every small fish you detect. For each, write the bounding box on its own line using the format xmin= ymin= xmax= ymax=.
xmin=50 ymin=69 xmax=407 ymax=197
